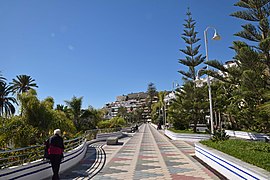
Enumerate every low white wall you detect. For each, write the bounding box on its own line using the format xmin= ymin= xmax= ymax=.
xmin=225 ymin=130 xmax=269 ymax=141
xmin=195 ymin=143 xmax=270 ymax=180
xmin=96 ymin=131 xmax=123 ymax=141
xmin=0 ymin=140 xmax=87 ymax=180
xmin=165 ymin=129 xmax=210 ymax=142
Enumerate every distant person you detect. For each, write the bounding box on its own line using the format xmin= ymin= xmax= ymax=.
xmin=46 ymin=129 xmax=65 ymax=180
xmin=165 ymin=123 xmax=169 ymax=129
xmin=157 ymin=123 xmax=162 ymax=130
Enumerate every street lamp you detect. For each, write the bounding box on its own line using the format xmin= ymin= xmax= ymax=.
xmin=172 ymin=81 xmax=180 ymax=92
xmin=204 ymin=27 xmax=221 ymax=135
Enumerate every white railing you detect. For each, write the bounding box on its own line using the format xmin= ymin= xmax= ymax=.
xmin=0 ymin=127 xmax=124 ymax=179
xmin=0 ymin=135 xmax=85 ymax=170
xmin=0 ymin=140 xmax=87 ymax=180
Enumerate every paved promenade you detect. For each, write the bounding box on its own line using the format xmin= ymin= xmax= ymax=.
xmin=60 ymin=124 xmax=221 ymax=180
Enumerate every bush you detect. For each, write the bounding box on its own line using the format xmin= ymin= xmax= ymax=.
xmin=210 ymin=129 xmax=230 ymax=142
xmin=97 ymin=117 xmax=126 ymax=129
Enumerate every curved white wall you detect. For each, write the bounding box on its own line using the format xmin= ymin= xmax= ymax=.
xmin=96 ymin=131 xmax=123 ymax=141
xmin=195 ymin=143 xmax=270 ymax=180
xmin=0 ymin=140 xmax=87 ymax=180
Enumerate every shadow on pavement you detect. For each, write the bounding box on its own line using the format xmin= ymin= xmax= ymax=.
xmin=60 ymin=146 xmax=97 ymax=179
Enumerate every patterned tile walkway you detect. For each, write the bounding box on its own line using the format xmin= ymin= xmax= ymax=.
xmin=91 ymin=124 xmax=221 ymax=180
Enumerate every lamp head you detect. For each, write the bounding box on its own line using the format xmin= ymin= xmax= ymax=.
xmin=212 ymin=30 xmax=221 ymax=40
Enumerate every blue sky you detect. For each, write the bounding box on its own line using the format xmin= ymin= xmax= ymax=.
xmin=1 ymin=0 xmax=242 ymax=109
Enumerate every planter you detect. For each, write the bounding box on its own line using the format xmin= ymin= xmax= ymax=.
xmin=195 ymin=142 xmax=270 ymax=180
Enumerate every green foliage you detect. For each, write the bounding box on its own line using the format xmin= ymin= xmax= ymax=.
xmin=65 ymin=96 xmax=83 ymax=130
xmin=151 ymin=91 xmax=167 ymax=123
xmin=0 ymin=116 xmax=39 ymax=148
xmin=201 ymin=0 xmax=270 ymax=133
xmin=79 ymin=107 xmax=103 ymax=130
xmin=0 ymin=82 xmax=17 ymax=117
xmin=125 ymin=108 xmax=143 ymax=124
xmin=18 ymin=90 xmax=52 ymax=131
xmin=98 ymin=117 xmax=126 ymax=129
xmin=110 ymin=117 xmax=126 ymax=128
xmin=146 ymin=82 xmax=157 ymax=113
xmin=168 ymin=81 xmax=208 ymax=132
xmin=210 ymin=129 xmax=230 ymax=142
xmin=117 ymin=106 xmax=127 ymax=118
xmin=178 ymin=8 xmax=205 ymax=81
xmin=97 ymin=120 xmax=111 ymax=129
xmin=51 ymin=109 xmax=76 ymax=135
xmin=0 ymin=72 xmax=6 ymax=85
xmin=10 ymin=74 xmax=38 ymax=94
xmin=0 ymin=90 xmax=77 ymax=146
xmin=201 ymin=139 xmax=270 ymax=171
xmin=172 ymin=8 xmax=208 ymax=132
xmin=0 ymin=73 xmax=104 ymax=150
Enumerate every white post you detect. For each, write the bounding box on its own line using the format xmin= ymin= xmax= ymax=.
xmin=164 ymin=103 xmax=166 ymax=129
xmin=204 ymin=27 xmax=214 ymax=135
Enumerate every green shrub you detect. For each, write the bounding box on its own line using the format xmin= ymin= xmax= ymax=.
xmin=97 ymin=117 xmax=126 ymax=129
xmin=210 ymin=129 xmax=230 ymax=142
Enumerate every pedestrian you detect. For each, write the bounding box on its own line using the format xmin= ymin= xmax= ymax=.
xmin=47 ymin=129 xmax=65 ymax=180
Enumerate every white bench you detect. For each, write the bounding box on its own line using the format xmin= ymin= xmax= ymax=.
xmin=107 ymin=137 xmax=118 ymax=145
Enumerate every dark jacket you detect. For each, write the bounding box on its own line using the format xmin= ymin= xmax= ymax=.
xmin=48 ymin=134 xmax=64 ymax=155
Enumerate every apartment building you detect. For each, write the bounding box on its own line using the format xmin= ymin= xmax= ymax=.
xmin=103 ymin=92 xmax=153 ymax=121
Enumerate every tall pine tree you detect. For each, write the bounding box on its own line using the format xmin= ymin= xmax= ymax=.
xmin=178 ymin=8 xmax=205 ymax=81
xmin=206 ymin=0 xmax=270 ymax=132
xmin=175 ymin=8 xmax=208 ymax=132
xmin=230 ymin=0 xmax=270 ymax=132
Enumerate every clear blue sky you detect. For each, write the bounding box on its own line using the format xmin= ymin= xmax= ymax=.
xmin=1 ymin=0 xmax=242 ymax=109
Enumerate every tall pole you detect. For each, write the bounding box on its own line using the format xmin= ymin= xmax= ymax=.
xmin=164 ymin=103 xmax=166 ymax=129
xmin=204 ymin=27 xmax=214 ymax=135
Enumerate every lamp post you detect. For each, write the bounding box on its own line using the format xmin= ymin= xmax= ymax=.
xmin=172 ymin=81 xmax=180 ymax=92
xmin=204 ymin=27 xmax=221 ymax=135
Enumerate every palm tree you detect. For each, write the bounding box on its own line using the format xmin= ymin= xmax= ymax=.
xmin=65 ymin=96 xmax=83 ymax=130
xmin=151 ymin=91 xmax=166 ymax=124
xmin=10 ymin=75 xmax=38 ymax=94
xmin=0 ymin=73 xmax=6 ymax=85
xmin=0 ymin=82 xmax=17 ymax=117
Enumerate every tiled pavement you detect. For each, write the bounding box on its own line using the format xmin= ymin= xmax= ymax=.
xmin=61 ymin=124 xmax=222 ymax=180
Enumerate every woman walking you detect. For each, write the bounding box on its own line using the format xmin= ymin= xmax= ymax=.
xmin=47 ymin=129 xmax=65 ymax=180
